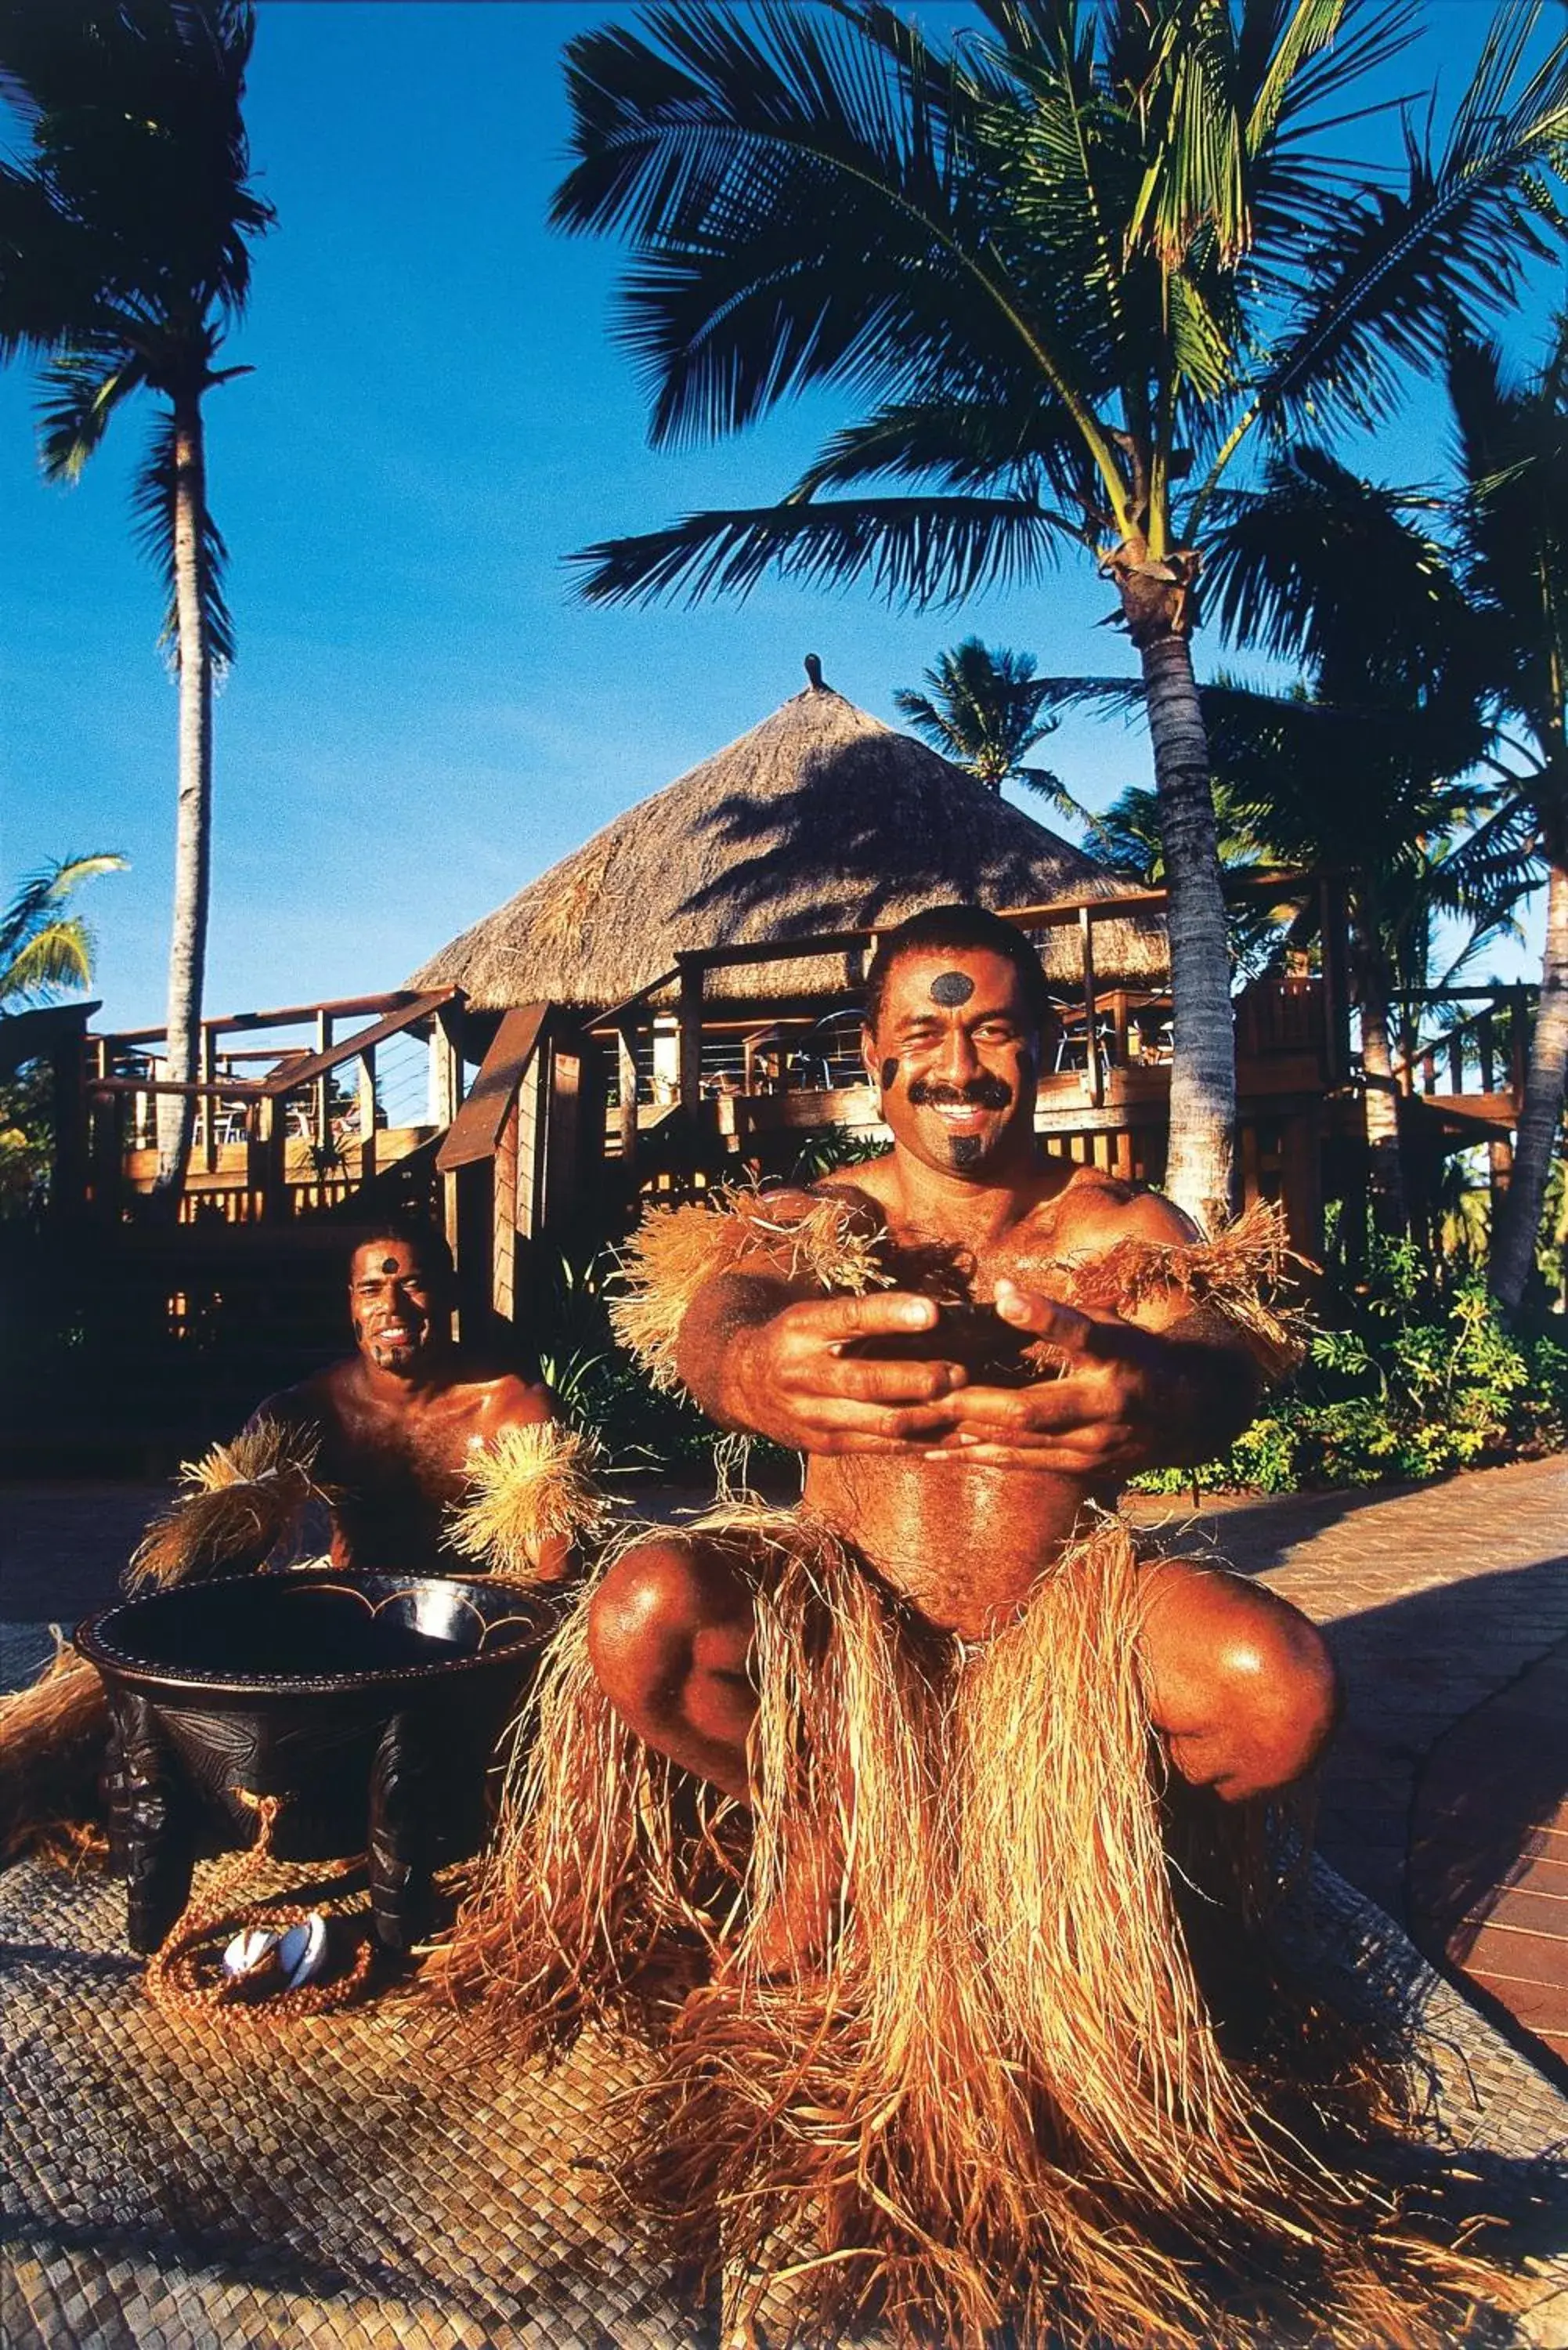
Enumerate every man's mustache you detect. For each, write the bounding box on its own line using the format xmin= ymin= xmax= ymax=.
xmin=906 ymin=1075 xmax=1013 ymax=1109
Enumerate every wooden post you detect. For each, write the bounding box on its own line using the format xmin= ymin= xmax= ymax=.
xmin=1508 ymin=985 xmax=1528 ymax=1105
xmin=678 ymin=959 xmax=704 ymax=1115
xmin=1447 ymin=1032 xmax=1465 ymax=1097
xmin=1078 ymin=906 xmax=1102 ymax=1107
xmin=357 ymin=1048 xmax=378 ymax=1184
xmin=1478 ymin=1009 xmax=1496 ymax=1094
xmin=432 ymin=1001 xmax=463 ymax=1131
xmin=1420 ymin=1050 xmax=1436 ymax=1096
xmin=1280 ymin=1112 xmax=1324 ymax=1261
xmin=616 ymin=1022 xmax=639 ymax=1176
xmin=314 ymin=1010 xmax=332 ymax=1155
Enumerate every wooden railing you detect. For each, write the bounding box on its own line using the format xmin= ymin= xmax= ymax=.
xmin=1390 ymin=985 xmax=1532 ymax=1111
xmin=81 ymin=988 xmax=464 ymax=1223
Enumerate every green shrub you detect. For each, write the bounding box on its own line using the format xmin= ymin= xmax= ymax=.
xmin=1133 ymin=1234 xmax=1568 ymax=1496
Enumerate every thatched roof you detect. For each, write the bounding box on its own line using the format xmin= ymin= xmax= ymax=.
xmin=411 ymin=677 xmax=1164 ymax=1010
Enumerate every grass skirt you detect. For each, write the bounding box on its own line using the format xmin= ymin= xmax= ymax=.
xmin=438 ymin=1506 xmax=1512 ymax=2348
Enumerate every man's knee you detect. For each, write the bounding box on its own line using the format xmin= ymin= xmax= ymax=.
xmin=587 ymin=1537 xmax=750 ymax=1708
xmin=1210 ymin=1605 xmax=1340 ymax=1796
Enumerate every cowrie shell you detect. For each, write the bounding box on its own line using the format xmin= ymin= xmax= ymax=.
xmin=222 ymin=1927 xmax=280 ymax=1979
xmin=275 ymin=1914 xmax=330 ymax=1989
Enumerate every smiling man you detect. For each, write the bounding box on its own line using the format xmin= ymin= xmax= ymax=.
xmin=257 ymin=1222 xmax=565 ymax=1574
xmin=450 ymin=907 xmax=1491 ymax=2345
xmin=590 ymin=902 xmax=1333 ymax=1799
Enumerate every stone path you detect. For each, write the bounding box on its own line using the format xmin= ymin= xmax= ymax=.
xmin=5 ymin=1455 xmax=1566 ymax=2077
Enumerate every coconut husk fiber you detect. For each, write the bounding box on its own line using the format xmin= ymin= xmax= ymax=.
xmin=444 ymin=1422 xmax=614 ymax=1578
xmin=610 ymin=1185 xmax=890 ymax=1393
xmin=126 ymin=1419 xmax=327 ymax=1593
xmin=434 ymin=1506 xmax=1519 ymax=2349
xmin=0 ymin=1640 xmax=110 ymax=1865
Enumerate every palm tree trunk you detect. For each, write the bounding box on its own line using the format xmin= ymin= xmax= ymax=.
xmin=1490 ymin=855 xmax=1568 ymax=1314
xmin=1137 ymin=629 xmax=1237 ymax=1231
xmin=154 ymin=389 xmax=214 ymax=1197
xmin=1352 ymin=936 xmax=1407 ymax=1231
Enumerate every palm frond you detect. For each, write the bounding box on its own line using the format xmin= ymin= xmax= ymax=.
xmin=0 ymin=854 xmax=126 ymax=982
xmin=1236 ymin=7 xmax=1568 ymax=450
xmin=570 ymin=492 xmax=1065 ymax=609
xmin=1 ymin=919 xmax=95 ymax=1003
xmin=34 ymin=341 xmax=145 ymax=480
xmin=129 ymin=404 xmax=235 ymax=668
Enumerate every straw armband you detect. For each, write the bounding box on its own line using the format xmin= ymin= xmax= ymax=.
xmin=609 ymin=1184 xmax=891 ymax=1392
xmin=126 ymin=1419 xmax=327 ymax=1593
xmin=1055 ymin=1197 xmax=1309 ymax=1385
xmin=444 ymin=1422 xmax=612 ymax=1578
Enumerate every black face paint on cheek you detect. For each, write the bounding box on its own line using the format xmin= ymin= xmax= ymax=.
xmin=929 ymin=971 xmax=974 ymax=1007
xmin=880 ymin=1057 xmax=898 ymax=1094
xmin=949 ymin=1133 xmax=984 ymax=1167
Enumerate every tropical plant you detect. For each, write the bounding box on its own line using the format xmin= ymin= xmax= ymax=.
xmin=1441 ymin=325 xmax=1568 ymax=1316
xmin=0 ymin=850 xmax=125 ymax=1212
xmin=551 ymin=0 xmax=1568 ymax=1227
xmin=0 ymin=0 xmax=273 ymax=1196
xmin=894 ymin=637 xmax=1077 ymax=812
xmin=0 ymin=851 xmax=125 ymax=1006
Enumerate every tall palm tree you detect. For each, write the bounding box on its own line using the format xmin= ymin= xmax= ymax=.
xmin=1443 ymin=327 xmax=1568 ymax=1315
xmin=1203 ymin=434 xmax=1551 ymax=1246
xmin=0 ymin=851 xmax=126 ymax=1007
xmin=552 ymin=0 xmax=1567 ymax=1227
xmin=0 ymin=0 xmax=272 ymax=1195
xmin=894 ymin=637 xmax=1077 ymax=812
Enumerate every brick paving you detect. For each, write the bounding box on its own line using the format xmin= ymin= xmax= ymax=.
xmin=5 ymin=1454 xmax=1566 ymax=2074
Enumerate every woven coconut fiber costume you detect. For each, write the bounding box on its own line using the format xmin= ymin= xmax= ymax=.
xmin=438 ymin=1190 xmax=1517 ymax=2350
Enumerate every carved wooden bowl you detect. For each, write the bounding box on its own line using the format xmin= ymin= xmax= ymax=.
xmin=76 ymin=1571 xmax=558 ymax=1957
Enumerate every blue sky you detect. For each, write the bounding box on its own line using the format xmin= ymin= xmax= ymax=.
xmin=2 ymin=0 xmax=1558 ymax=1032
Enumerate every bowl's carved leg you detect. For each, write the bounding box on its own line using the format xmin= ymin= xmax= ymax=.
xmin=367 ymin=1709 xmax=435 ymax=1955
xmin=105 ymin=1692 xmax=194 ymax=1954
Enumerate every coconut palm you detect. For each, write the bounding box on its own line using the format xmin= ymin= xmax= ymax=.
xmin=553 ymin=0 xmax=1568 ymax=1227
xmin=894 ymin=638 xmax=1078 ymax=812
xmin=1202 ymin=426 xmax=1554 ymax=1251
xmin=0 ymin=0 xmax=272 ymax=1195
xmin=1443 ymin=327 xmax=1568 ymax=1315
xmin=0 ymin=851 xmax=126 ymax=1007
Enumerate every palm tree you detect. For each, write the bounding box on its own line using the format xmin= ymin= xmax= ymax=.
xmin=1202 ymin=433 xmax=1551 ymax=1244
xmin=0 ymin=0 xmax=272 ymax=1196
xmin=1443 ymin=327 xmax=1568 ymax=1316
xmin=1 ymin=851 xmax=126 ymax=1007
xmin=551 ymin=0 xmax=1567 ymax=1228
xmin=894 ymin=638 xmax=1078 ymax=813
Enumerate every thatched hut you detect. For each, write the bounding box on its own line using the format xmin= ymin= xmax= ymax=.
xmin=412 ymin=669 xmax=1164 ymax=1014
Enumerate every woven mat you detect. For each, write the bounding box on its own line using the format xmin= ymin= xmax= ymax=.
xmin=3 ymin=1852 xmax=1566 ymax=2350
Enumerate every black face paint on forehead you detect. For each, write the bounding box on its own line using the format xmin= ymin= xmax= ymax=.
xmin=929 ymin=970 xmax=974 ymax=1007
xmin=381 ymin=1256 xmax=399 ymax=1275
xmin=880 ymin=1057 xmax=899 ymax=1094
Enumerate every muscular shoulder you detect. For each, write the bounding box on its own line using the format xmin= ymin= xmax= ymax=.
xmin=246 ymin=1365 xmax=345 ymax=1439
xmin=473 ymin=1371 xmax=558 ymax=1435
xmin=1045 ymin=1168 xmax=1198 ymax=1256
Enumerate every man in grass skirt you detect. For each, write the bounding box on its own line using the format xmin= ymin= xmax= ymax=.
xmin=446 ymin=906 xmax=1516 ymax=2349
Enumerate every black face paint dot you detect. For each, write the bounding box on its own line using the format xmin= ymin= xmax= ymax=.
xmin=950 ymin=1133 xmax=984 ymax=1167
xmin=880 ymin=1057 xmax=899 ymax=1093
xmin=929 ymin=970 xmax=974 ymax=1006
xmin=381 ymin=1256 xmax=399 ymax=1274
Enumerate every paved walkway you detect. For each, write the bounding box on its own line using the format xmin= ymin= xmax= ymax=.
xmin=5 ymin=1455 xmax=1566 ymax=2077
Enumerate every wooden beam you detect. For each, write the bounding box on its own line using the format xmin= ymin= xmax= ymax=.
xmin=678 ymin=960 xmax=704 ymax=1113
xmin=255 ymin=991 xmax=457 ymax=1097
xmin=616 ymin=1023 xmax=639 ymax=1176
xmin=357 ymin=1049 xmax=378 ymax=1186
xmin=314 ymin=1010 xmax=332 ymax=1155
xmin=108 ymin=987 xmax=450 ymax=1046
xmin=437 ymin=1004 xmax=547 ymax=1172
xmin=1078 ymin=906 xmax=1103 ymax=1108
